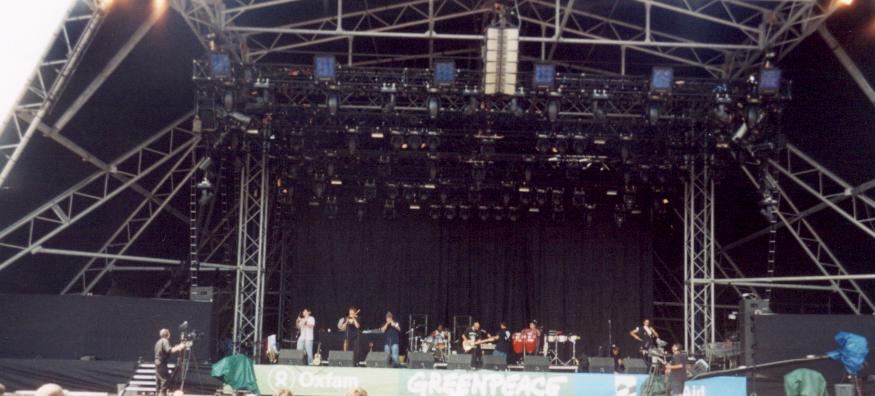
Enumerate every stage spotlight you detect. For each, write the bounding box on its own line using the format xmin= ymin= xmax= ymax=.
xmin=209 ymin=53 xmax=232 ymax=80
xmin=314 ymin=55 xmax=337 ymax=81
xmin=403 ymin=185 xmax=416 ymax=202
xmin=646 ymin=102 xmax=660 ymax=125
xmin=386 ymin=183 xmax=400 ymax=200
xmin=480 ymin=138 xmax=496 ymax=156
xmin=468 ymin=187 xmax=482 ymax=203
xmin=390 ymin=133 xmax=405 ymax=150
xmin=745 ymin=105 xmax=761 ymax=129
xmin=419 ymin=186 xmax=433 ymax=202
xmin=427 ymin=96 xmax=440 ymax=119
xmin=614 ymin=206 xmax=626 ymax=228
xmin=535 ymin=189 xmax=547 ymax=206
xmin=197 ymin=176 xmax=212 ymax=190
xmin=383 ymin=199 xmax=397 ymax=219
xmin=464 ymin=96 xmax=479 ymax=115
xmin=471 ymin=166 xmax=486 ymax=183
xmin=430 ymin=205 xmax=442 ymax=220
xmin=364 ymin=179 xmax=377 ymax=201
xmin=327 ymin=94 xmax=340 ymax=116
xmin=478 ymin=205 xmax=490 ymax=221
xmin=408 ymin=132 xmax=424 ymax=150
xmin=508 ymin=207 xmax=520 ymax=222
xmin=547 ymin=100 xmax=560 ymax=122
xmin=551 ymin=135 xmax=568 ymax=154
xmin=444 ymin=205 xmax=457 ymax=220
xmin=552 ymin=205 xmax=564 ymax=222
xmin=758 ymin=67 xmax=782 ymax=96
xmin=325 ymin=196 xmax=338 ymax=219
xmin=532 ymin=63 xmax=556 ymax=90
xmin=313 ymin=182 xmax=326 ymax=200
xmin=510 ymin=97 xmax=524 ymax=117
xmin=355 ymin=198 xmax=367 ymax=222
xmin=519 ymin=187 xmax=531 ymax=205
xmin=434 ymin=60 xmax=456 ymax=86
xmin=572 ymin=135 xmax=588 ymax=154
xmin=347 ymin=135 xmax=358 ymax=155
xmin=650 ymin=66 xmax=674 ymax=93
xmin=551 ymin=189 xmax=564 ymax=207
xmin=377 ymin=156 xmax=392 ymax=177
xmin=198 ymin=190 xmax=213 ymax=206
xmin=383 ymin=93 xmax=397 ymax=113
xmin=428 ymin=162 xmax=438 ymax=180
xmin=502 ymin=191 xmax=512 ymax=206
xmin=536 ymin=135 xmax=550 ymax=153
xmin=426 ymin=134 xmax=441 ymax=152
xmin=459 ymin=205 xmax=472 ymax=220
xmin=493 ymin=206 xmax=505 ymax=221
xmin=572 ymin=188 xmax=586 ymax=207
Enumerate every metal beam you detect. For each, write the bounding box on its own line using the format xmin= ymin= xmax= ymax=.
xmin=818 ymin=26 xmax=875 ymax=109
xmin=0 ymin=0 xmax=105 ymax=188
xmin=33 ymin=246 xmax=234 ymax=270
xmin=0 ymin=111 xmax=197 ymax=273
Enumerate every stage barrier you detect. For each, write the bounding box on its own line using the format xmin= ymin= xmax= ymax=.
xmin=254 ymin=365 xmax=746 ymax=396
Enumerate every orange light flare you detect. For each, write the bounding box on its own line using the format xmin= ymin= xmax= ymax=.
xmin=100 ymin=0 xmax=114 ymax=10
xmin=838 ymin=0 xmax=853 ymax=6
xmin=153 ymin=0 xmax=169 ymax=12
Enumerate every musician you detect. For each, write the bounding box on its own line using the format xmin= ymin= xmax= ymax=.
xmin=295 ymin=308 xmax=315 ymax=364
xmin=432 ymin=324 xmax=450 ymax=340
xmin=664 ymin=343 xmax=688 ymax=396
xmin=522 ymin=320 xmax=542 ymax=353
xmin=381 ymin=312 xmax=401 ymax=367
xmin=337 ymin=307 xmax=361 ymax=352
xmin=462 ymin=322 xmax=491 ymax=367
xmin=629 ymin=318 xmax=659 ymax=368
xmin=154 ymin=329 xmax=187 ymax=396
xmin=493 ymin=322 xmax=512 ymax=362
xmin=611 ymin=344 xmax=625 ymax=372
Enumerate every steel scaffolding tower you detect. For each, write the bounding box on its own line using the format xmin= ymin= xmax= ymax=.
xmin=233 ymin=144 xmax=270 ymax=359
xmin=683 ymin=152 xmax=715 ymax=355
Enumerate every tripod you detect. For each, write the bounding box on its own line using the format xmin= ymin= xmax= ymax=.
xmin=642 ymin=353 xmax=668 ymax=396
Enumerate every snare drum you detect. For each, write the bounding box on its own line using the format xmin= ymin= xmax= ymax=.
xmin=557 ymin=335 xmax=568 ymax=343
xmin=547 ymin=335 xmax=558 ymax=343
xmin=568 ymin=335 xmax=580 ymax=343
xmin=420 ymin=336 xmax=434 ymax=352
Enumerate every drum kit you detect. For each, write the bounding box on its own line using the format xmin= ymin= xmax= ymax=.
xmin=415 ymin=334 xmax=449 ymax=362
xmin=544 ymin=331 xmax=580 ymax=366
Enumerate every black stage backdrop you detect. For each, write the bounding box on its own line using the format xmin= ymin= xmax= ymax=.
xmin=283 ymin=208 xmax=653 ymax=356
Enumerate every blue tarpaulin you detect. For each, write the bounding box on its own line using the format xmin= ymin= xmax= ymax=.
xmin=826 ymin=331 xmax=868 ymax=375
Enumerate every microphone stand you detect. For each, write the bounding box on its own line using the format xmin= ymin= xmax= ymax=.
xmin=608 ymin=319 xmax=613 ymax=357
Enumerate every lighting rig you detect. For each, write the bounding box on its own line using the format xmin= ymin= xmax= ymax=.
xmin=192 ymin=53 xmax=789 ymax=223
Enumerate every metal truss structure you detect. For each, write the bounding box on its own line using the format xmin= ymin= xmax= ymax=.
xmin=0 ymin=0 xmax=872 ymax=363
xmin=683 ymin=151 xmax=715 ymax=355
xmin=0 ymin=0 xmax=104 ymax=188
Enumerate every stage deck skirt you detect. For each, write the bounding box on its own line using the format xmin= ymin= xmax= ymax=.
xmin=253 ymin=365 xmax=745 ymax=396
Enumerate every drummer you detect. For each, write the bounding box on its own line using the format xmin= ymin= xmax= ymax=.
xmin=522 ymin=320 xmax=542 ymax=352
xmin=493 ymin=322 xmax=512 ymax=362
xmin=432 ymin=324 xmax=450 ymax=341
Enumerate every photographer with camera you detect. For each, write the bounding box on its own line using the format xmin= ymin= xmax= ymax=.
xmin=154 ymin=329 xmax=188 ymax=396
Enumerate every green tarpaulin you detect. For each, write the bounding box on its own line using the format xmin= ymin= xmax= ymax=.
xmin=212 ymin=354 xmax=260 ymax=395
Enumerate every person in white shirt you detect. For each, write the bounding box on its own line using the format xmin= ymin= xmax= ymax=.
xmin=296 ymin=308 xmax=316 ymax=364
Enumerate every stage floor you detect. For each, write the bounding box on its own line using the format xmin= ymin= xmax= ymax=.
xmin=254 ymin=364 xmax=746 ymax=396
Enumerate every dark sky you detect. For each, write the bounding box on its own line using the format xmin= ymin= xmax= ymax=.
xmin=0 ymin=0 xmax=873 ymax=312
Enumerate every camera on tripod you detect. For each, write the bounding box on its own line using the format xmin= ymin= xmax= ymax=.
xmin=178 ymin=321 xmax=201 ymax=345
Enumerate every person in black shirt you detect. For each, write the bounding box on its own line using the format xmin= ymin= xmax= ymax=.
xmin=629 ymin=318 xmax=659 ymax=368
xmin=462 ymin=322 xmax=491 ymax=368
xmin=664 ymin=343 xmax=688 ymax=396
xmin=154 ymin=329 xmax=187 ymax=396
xmin=493 ymin=322 xmax=512 ymax=363
xmin=337 ymin=307 xmax=361 ymax=352
xmin=381 ymin=311 xmax=401 ymax=367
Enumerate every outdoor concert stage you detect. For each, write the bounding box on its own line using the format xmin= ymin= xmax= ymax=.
xmin=252 ymin=365 xmax=745 ymax=396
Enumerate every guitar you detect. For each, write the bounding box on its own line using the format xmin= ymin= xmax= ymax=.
xmin=462 ymin=336 xmax=498 ymax=352
xmin=312 ymin=342 xmax=322 ymax=366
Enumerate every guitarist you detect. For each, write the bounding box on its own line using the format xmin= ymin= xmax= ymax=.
xmin=154 ymin=329 xmax=187 ymax=396
xmin=461 ymin=322 xmax=491 ymax=368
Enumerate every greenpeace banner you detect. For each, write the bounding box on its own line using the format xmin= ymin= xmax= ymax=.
xmin=254 ymin=365 xmax=745 ymax=396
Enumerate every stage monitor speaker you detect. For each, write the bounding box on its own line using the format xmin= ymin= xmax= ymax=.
xmin=278 ymin=349 xmax=307 ymax=365
xmin=481 ymin=354 xmax=507 ymax=371
xmin=365 ymin=351 xmax=391 ymax=368
xmin=523 ymin=355 xmax=551 ymax=372
xmin=407 ymin=352 xmax=435 ymax=369
xmin=587 ymin=357 xmax=615 ymax=373
xmin=446 ymin=353 xmax=473 ymax=370
xmin=625 ymin=358 xmax=648 ymax=374
xmin=329 ymin=350 xmax=355 ymax=367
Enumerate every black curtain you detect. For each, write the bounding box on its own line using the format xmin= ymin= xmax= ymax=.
xmin=283 ymin=207 xmax=653 ymax=356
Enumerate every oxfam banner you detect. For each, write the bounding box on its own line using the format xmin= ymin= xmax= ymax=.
xmin=254 ymin=365 xmax=744 ymax=396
